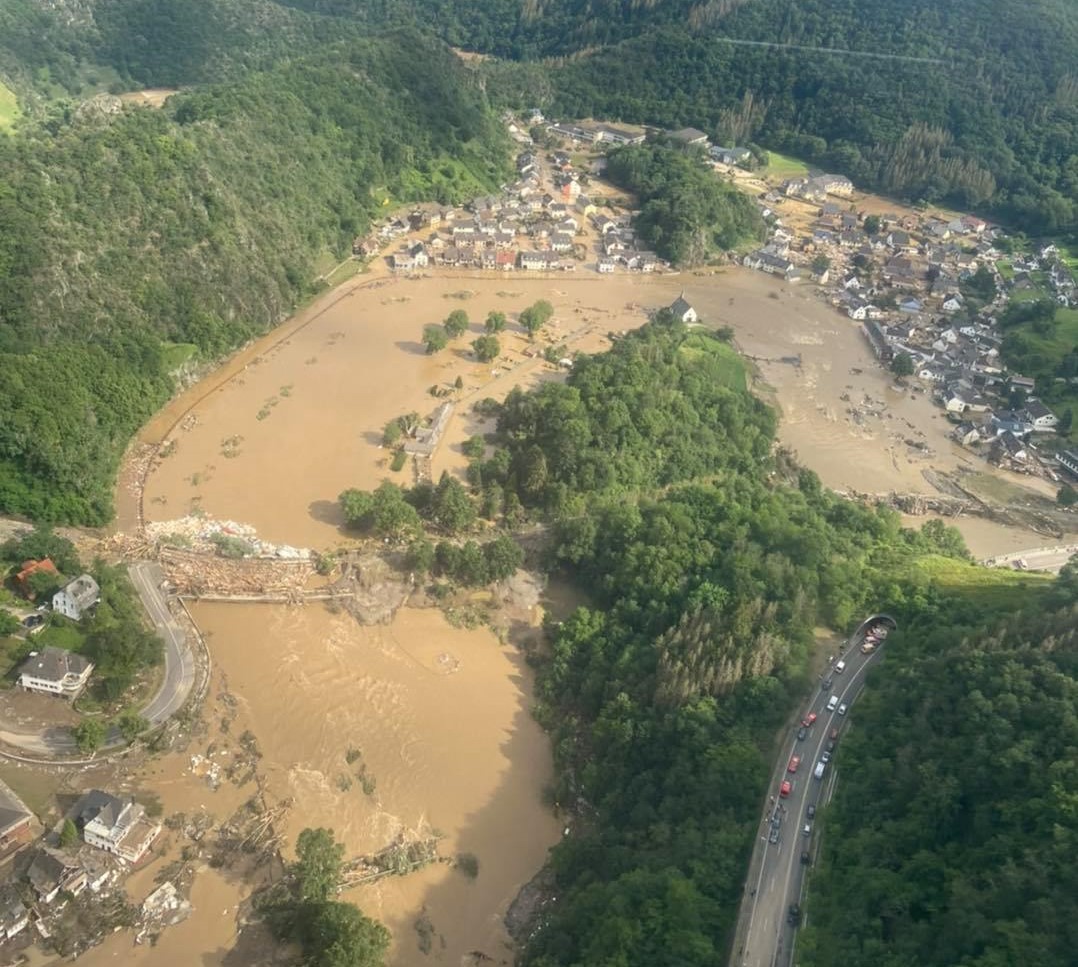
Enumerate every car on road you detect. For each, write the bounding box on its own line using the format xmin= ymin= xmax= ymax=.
xmin=826 ymin=695 xmax=839 ymax=712
xmin=800 ymin=850 xmax=811 ymax=865
xmin=769 ymin=825 xmax=780 ymax=844
xmin=787 ymin=755 xmax=801 ymax=773
xmin=787 ymin=904 xmax=801 ymax=926
xmin=830 ymin=727 xmax=839 ymax=740
xmin=802 ymin=712 xmax=817 ymax=727
xmin=802 ymin=823 xmax=812 ymax=837
xmin=814 ymin=761 xmax=826 ymax=780
xmin=821 ymin=676 xmax=832 ymax=691
xmin=835 ymin=659 xmax=847 ymax=673
xmin=860 ymin=640 xmax=876 ymax=654
xmin=780 ymin=780 xmax=792 ymax=798
xmin=838 ymin=703 xmax=848 ymax=716
xmin=806 ymin=804 xmax=816 ymax=819
xmin=826 ymin=740 xmax=836 ymax=752
xmin=821 ymin=750 xmax=831 ymax=764
xmin=797 ymin=726 xmax=807 ymax=741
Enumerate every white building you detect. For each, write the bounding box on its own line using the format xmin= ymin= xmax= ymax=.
xmin=75 ymin=791 xmax=161 ymax=864
xmin=668 ymin=294 xmax=698 ymax=323
xmin=17 ymin=647 xmax=94 ymax=699
xmin=52 ymin=574 xmax=100 ymax=620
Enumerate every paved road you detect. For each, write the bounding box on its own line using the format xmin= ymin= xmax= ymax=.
xmin=128 ymin=561 xmax=196 ymax=725
xmin=983 ymin=545 xmax=1077 ymax=575
xmin=0 ymin=562 xmax=195 ymax=759
xmin=733 ymin=634 xmax=885 ymax=967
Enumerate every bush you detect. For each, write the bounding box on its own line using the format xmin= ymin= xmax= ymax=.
xmin=390 ymin=450 xmax=407 ymax=472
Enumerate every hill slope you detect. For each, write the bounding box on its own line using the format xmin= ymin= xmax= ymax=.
xmin=0 ymin=29 xmax=508 ymax=523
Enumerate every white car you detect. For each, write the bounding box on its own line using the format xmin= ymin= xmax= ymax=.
xmin=838 ymin=703 xmax=848 ymax=716
xmin=835 ymin=659 xmax=847 ymax=673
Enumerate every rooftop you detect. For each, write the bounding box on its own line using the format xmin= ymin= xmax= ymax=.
xmin=18 ymin=646 xmax=92 ymax=685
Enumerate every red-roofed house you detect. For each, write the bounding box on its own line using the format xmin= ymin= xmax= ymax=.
xmin=14 ymin=558 xmax=59 ymax=599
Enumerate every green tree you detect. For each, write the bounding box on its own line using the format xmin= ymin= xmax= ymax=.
xmin=0 ymin=526 xmax=80 ymax=574
xmin=423 ymin=324 xmax=448 ymax=354
xmin=294 ymin=827 xmax=343 ymax=904
xmin=863 ymin=214 xmax=881 ymax=236
xmin=382 ymin=420 xmax=402 ymax=446
xmin=891 ymin=352 xmax=915 ymax=377
xmin=297 ymin=899 xmax=390 ymax=967
xmin=519 ymin=307 xmax=545 ymax=340
xmin=369 ymin=481 xmax=422 ymax=539
xmin=472 ymin=335 xmax=500 ymax=362
xmin=339 ymin=489 xmax=375 ymax=528
xmin=406 ymin=538 xmax=436 ymax=576
xmin=444 ymin=309 xmax=469 ymax=339
xmin=1058 ymin=484 xmax=1078 ymax=507
xmin=485 ymin=311 xmax=507 ymax=334
xmin=0 ymin=610 xmax=21 ymax=636
xmin=59 ymin=818 xmax=79 ymax=849
xmin=463 ymin=436 xmax=486 ymax=460
xmin=811 ymin=254 xmax=831 ymax=275
xmin=431 ymin=472 xmax=476 ymax=534
xmin=483 ymin=535 xmax=524 ymax=581
xmin=73 ymin=718 xmax=106 ymax=754
xmin=117 ymin=709 xmax=149 ymax=742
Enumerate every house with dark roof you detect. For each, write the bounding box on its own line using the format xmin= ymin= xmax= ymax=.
xmin=668 ymin=294 xmax=698 ymax=323
xmin=666 ymin=127 xmax=709 ymax=147
xmin=74 ymin=790 xmax=161 ymax=864
xmin=17 ymin=647 xmax=94 ymax=699
xmin=51 ymin=574 xmax=99 ymax=621
xmin=1021 ymin=399 xmax=1059 ymax=432
xmin=28 ymin=848 xmax=87 ymax=903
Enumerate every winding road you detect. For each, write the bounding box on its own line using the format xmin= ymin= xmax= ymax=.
xmin=983 ymin=544 xmax=1077 ymax=574
xmin=0 ymin=562 xmax=195 ymax=760
xmin=731 ymin=620 xmax=889 ymax=967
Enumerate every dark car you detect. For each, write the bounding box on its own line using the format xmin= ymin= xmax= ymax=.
xmin=821 ymin=677 xmax=833 ymax=691
xmin=796 ymin=726 xmax=808 ymax=741
xmin=830 ymin=727 xmax=839 ymax=741
xmin=800 ymin=850 xmax=811 ymax=865
xmin=788 ymin=904 xmax=801 ymax=926
xmin=806 ymin=804 xmax=816 ymax=819
xmin=22 ymin=614 xmax=44 ymax=629
xmin=769 ymin=826 xmax=780 ymax=844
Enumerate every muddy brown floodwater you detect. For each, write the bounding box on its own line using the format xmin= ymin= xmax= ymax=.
xmin=191 ymin=601 xmax=560 ymax=966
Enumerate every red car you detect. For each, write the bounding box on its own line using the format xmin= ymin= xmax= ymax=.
xmin=780 ymin=780 xmax=792 ymax=798
xmin=801 ymin=712 xmax=818 ymax=728
xmin=787 ymin=755 xmax=801 ymax=774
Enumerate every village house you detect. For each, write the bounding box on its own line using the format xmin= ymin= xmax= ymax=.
xmin=991 ymin=410 xmax=1032 ymax=437
xmin=710 ymin=145 xmax=752 ymax=166
xmin=74 ymin=791 xmax=161 ymax=865
xmin=862 ymin=321 xmax=892 ymax=361
xmin=1057 ymin=448 xmax=1078 ymax=479
xmin=495 ymin=250 xmax=517 ymax=271
xmin=941 ymin=293 xmax=965 ymax=313
xmin=666 ymin=127 xmax=709 ymax=147
xmin=668 ymin=294 xmax=698 ymax=323
xmin=17 ymin=646 xmax=94 ymax=699
xmin=28 ymin=848 xmax=87 ymax=903
xmin=519 ymin=251 xmax=556 ymax=271
xmin=990 ymin=431 xmax=1030 ymax=469
xmin=52 ymin=574 xmax=99 ymax=621
xmin=0 ymin=780 xmax=34 ymax=860
xmin=0 ymin=886 xmax=27 ymax=941
xmin=1022 ymin=399 xmax=1059 ymax=432
xmin=14 ymin=558 xmax=59 ymax=599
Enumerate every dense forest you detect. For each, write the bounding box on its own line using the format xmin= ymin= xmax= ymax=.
xmin=0 ymin=28 xmax=507 ymax=523
xmin=604 ymin=143 xmax=764 ymax=264
xmin=799 ymin=570 xmax=1078 ymax=967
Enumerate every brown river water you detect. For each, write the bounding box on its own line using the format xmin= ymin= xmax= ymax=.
xmin=83 ymin=265 xmax=1071 ymax=966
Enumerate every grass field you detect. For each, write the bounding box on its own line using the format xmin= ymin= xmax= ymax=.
xmin=678 ymin=332 xmax=748 ymax=391
xmin=995 ymin=260 xmax=1015 ymax=281
xmin=906 ymin=554 xmax=1054 ymax=612
xmin=161 ymin=342 xmax=198 ymax=371
xmin=0 ymin=81 xmax=19 ymax=130
xmin=762 ymin=150 xmax=808 ymax=180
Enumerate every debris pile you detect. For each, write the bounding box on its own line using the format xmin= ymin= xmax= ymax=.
xmin=147 ymin=516 xmax=311 ymax=560
xmin=160 ymin=547 xmax=315 ymax=598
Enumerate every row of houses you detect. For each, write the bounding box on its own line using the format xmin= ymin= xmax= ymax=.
xmin=0 ymin=786 xmax=161 ymax=943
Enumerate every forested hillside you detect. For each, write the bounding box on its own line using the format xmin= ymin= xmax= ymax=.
xmin=0 ymin=29 xmax=508 ymax=523
xmin=280 ymin=0 xmax=1078 ymax=230
xmin=798 ymin=569 xmax=1078 ymax=967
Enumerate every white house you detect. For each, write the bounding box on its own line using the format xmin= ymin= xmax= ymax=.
xmin=75 ymin=791 xmax=161 ymax=865
xmin=668 ymin=294 xmax=698 ymax=323
xmin=0 ymin=887 xmax=27 ymax=941
xmin=18 ymin=647 xmax=94 ymax=699
xmin=1022 ymin=400 xmax=1059 ymax=432
xmin=52 ymin=574 xmax=99 ymax=621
